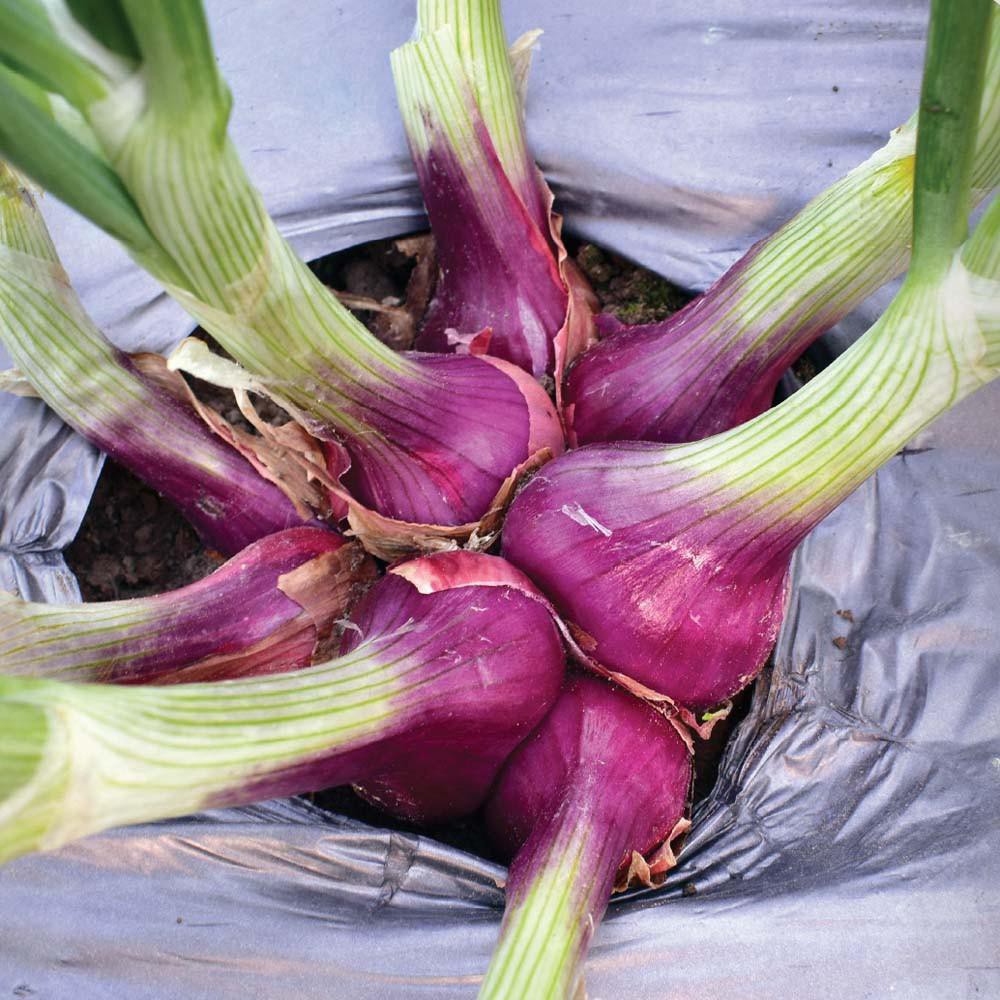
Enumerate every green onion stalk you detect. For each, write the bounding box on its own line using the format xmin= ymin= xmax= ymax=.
xmin=0 ymin=0 xmax=563 ymax=559
xmin=0 ymin=527 xmax=373 ymax=684
xmin=0 ymin=552 xmax=565 ymax=867
xmin=0 ymin=159 xmax=327 ymax=553
xmin=480 ymin=675 xmax=692 ymax=1000
xmin=565 ymin=5 xmax=1000 ymax=446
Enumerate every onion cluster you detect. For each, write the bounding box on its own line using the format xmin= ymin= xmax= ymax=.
xmin=0 ymin=1 xmax=998 ymax=998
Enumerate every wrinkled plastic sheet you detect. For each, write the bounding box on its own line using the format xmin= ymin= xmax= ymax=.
xmin=3 ymin=1 xmax=998 ymax=996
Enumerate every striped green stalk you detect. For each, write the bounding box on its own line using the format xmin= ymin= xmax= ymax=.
xmin=565 ymin=5 xmax=1000 ymax=445
xmin=0 ymin=0 xmax=417 ymax=423
xmin=417 ymin=0 xmax=546 ymax=229
xmin=0 ymin=160 xmax=210 ymax=457
xmin=0 ymin=588 xmax=189 ymax=681
xmin=392 ymin=24 xmax=508 ymax=203
xmin=963 ymin=191 xmax=1000 ymax=282
xmin=974 ymin=5 xmax=1000 ymax=196
xmin=690 ymin=121 xmax=918 ymax=369
xmin=479 ymin=810 xmax=616 ymax=1000
xmin=624 ymin=188 xmax=1000 ymax=553
xmin=0 ymin=527 xmax=358 ymax=684
xmin=0 ymin=160 xmax=311 ymax=553
xmin=0 ymin=641 xmax=399 ymax=865
xmin=680 ymin=0 xmax=997 ymax=518
xmin=961 ymin=193 xmax=1000 ymax=358
xmin=107 ymin=2 xmax=412 ymax=401
xmin=696 ymin=235 xmax=998 ymax=512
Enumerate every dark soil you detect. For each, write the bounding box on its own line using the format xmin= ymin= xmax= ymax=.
xmin=572 ymin=241 xmax=689 ymax=325
xmin=64 ymin=234 xmax=743 ymax=860
xmin=66 ymin=462 xmax=224 ymax=600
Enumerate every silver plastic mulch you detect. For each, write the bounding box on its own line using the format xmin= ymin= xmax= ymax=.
xmin=1 ymin=2 xmax=997 ymax=996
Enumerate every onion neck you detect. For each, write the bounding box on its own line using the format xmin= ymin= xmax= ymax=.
xmin=0 ymin=637 xmax=413 ymax=865
xmin=909 ymin=0 xmax=992 ymax=284
xmin=666 ymin=255 xmax=995 ymax=558
xmin=480 ymin=801 xmax=624 ymax=1000
xmin=666 ymin=0 xmax=997 ymax=547
xmin=416 ymin=0 xmax=547 ymax=231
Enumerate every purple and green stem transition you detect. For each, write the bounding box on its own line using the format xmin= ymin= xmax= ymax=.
xmin=392 ymin=4 xmax=568 ymax=376
xmin=0 ymin=528 xmax=371 ymax=685
xmin=0 ymin=552 xmax=566 ymax=866
xmin=0 ymin=163 xmax=313 ymax=554
xmin=417 ymin=0 xmax=550 ymax=235
xmin=480 ymin=675 xmax=691 ymax=1000
xmin=0 ymin=4 xmax=563 ymax=539
xmin=565 ymin=6 xmax=1000 ymax=446
xmin=505 ymin=0 xmax=1000 ymax=714
xmin=393 ymin=3 xmax=572 ymax=378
